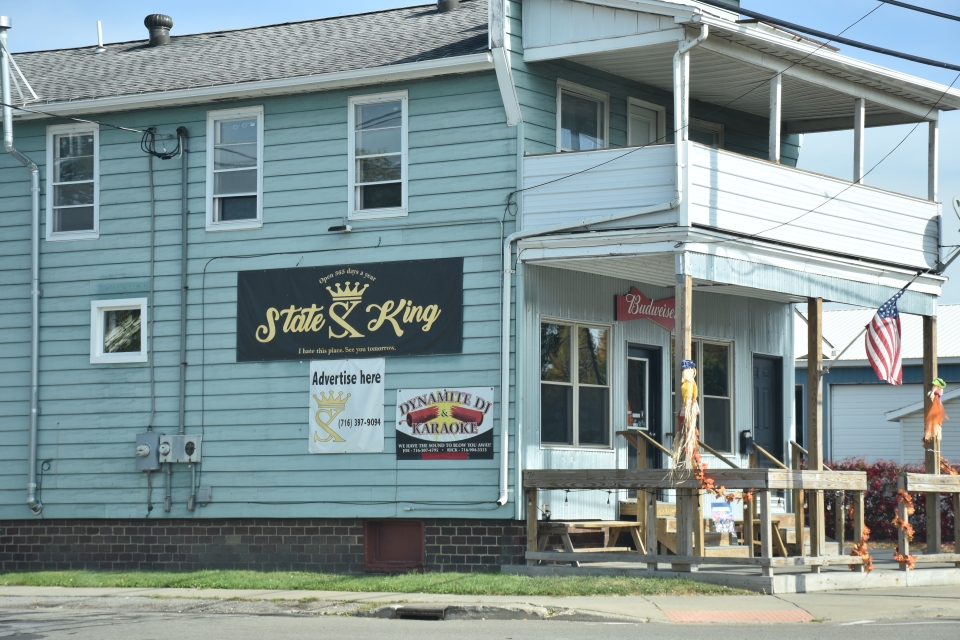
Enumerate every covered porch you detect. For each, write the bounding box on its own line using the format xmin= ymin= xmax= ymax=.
xmin=510 ymin=229 xmax=957 ymax=591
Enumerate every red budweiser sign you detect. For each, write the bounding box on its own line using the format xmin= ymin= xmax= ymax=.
xmin=615 ymin=287 xmax=676 ymax=330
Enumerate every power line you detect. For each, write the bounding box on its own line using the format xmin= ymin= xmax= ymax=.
xmin=0 ymin=100 xmax=172 ymax=136
xmin=880 ymin=0 xmax=960 ymax=23
xmin=699 ymin=0 xmax=960 ymax=73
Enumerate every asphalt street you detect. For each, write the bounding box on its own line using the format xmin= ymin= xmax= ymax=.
xmin=3 ymin=609 xmax=960 ymax=640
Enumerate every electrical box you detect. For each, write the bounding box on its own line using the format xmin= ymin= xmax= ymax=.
xmin=197 ymin=485 xmax=213 ymax=505
xmin=158 ymin=434 xmax=202 ymax=464
xmin=135 ymin=432 xmax=161 ymax=472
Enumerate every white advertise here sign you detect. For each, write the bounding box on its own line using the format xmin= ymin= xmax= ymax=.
xmin=309 ymin=359 xmax=384 ymax=453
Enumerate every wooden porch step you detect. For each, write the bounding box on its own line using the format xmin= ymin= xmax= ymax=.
xmin=704 ymin=544 xmax=751 ymax=558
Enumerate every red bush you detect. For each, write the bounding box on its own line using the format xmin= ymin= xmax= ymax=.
xmin=820 ymin=457 xmax=956 ymax=543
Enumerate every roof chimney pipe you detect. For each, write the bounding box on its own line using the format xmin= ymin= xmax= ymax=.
xmin=144 ymin=14 xmax=173 ymax=46
xmin=437 ymin=0 xmax=460 ymax=12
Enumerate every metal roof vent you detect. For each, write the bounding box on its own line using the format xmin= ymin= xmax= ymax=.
xmin=144 ymin=14 xmax=173 ymax=46
xmin=437 ymin=0 xmax=460 ymax=12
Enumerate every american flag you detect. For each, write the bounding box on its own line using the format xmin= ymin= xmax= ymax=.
xmin=865 ymin=288 xmax=906 ymax=385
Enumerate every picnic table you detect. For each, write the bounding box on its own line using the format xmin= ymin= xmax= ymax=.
xmin=536 ymin=520 xmax=645 ymax=567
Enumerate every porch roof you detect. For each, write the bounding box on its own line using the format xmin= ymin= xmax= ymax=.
xmin=516 ymin=226 xmax=943 ymax=316
xmin=525 ymin=1 xmax=960 ymax=131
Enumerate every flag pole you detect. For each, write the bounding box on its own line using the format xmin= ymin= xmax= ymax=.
xmin=817 ymin=246 xmax=960 ymax=377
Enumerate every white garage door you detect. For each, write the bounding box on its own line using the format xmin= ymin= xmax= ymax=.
xmin=830 ymin=383 xmax=921 ymax=463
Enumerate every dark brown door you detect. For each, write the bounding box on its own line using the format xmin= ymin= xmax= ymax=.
xmin=753 ymin=355 xmax=783 ymax=467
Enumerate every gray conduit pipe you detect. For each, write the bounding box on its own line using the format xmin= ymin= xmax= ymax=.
xmin=496 ymin=25 xmax=707 ymax=506
xmin=1 ymin=18 xmax=43 ymax=515
xmin=177 ymin=127 xmax=188 ymax=436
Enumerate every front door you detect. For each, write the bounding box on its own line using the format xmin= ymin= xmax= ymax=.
xmin=627 ymin=344 xmax=662 ymax=470
xmin=753 ymin=355 xmax=783 ymax=467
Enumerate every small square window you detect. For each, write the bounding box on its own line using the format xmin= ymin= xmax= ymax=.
xmin=348 ymin=91 xmax=408 ymax=220
xmin=90 ymin=298 xmax=148 ymax=364
xmin=689 ymin=118 xmax=724 ymax=149
xmin=46 ymin=123 xmax=99 ymax=241
xmin=206 ymin=106 xmax=263 ymax=231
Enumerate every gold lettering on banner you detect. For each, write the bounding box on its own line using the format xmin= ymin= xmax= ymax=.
xmin=252 ymin=278 xmax=445 ymax=343
xmin=256 ymin=307 xmax=280 ymax=343
xmin=367 ymin=299 xmax=407 ymax=336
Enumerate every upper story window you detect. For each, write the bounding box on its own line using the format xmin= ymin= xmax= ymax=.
xmin=206 ymin=106 xmax=263 ymax=231
xmin=46 ymin=123 xmax=99 ymax=241
xmin=628 ymin=98 xmax=665 ymax=147
xmin=557 ymin=80 xmax=609 ymax=152
xmin=90 ymin=298 xmax=148 ymax=364
xmin=689 ymin=118 xmax=724 ymax=149
xmin=541 ymin=320 xmax=611 ymax=449
xmin=348 ymin=91 xmax=408 ymax=220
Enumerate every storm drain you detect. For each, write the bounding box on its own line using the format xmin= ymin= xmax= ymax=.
xmin=393 ymin=605 xmax=446 ymax=620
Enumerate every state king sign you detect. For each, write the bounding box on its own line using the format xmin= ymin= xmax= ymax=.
xmin=615 ymin=287 xmax=676 ymax=330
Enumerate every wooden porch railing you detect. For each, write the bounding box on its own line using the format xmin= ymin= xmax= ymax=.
xmin=524 ymin=468 xmax=867 ymax=576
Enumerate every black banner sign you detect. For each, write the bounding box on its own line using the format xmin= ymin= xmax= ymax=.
xmin=236 ymin=258 xmax=463 ymax=362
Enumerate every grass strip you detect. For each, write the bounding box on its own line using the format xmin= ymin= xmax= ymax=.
xmin=0 ymin=570 xmax=749 ymax=596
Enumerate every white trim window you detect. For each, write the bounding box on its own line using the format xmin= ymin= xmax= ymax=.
xmin=540 ymin=319 xmax=612 ymax=449
xmin=557 ymin=80 xmax=609 ymax=152
xmin=46 ymin=123 xmax=99 ymax=241
xmin=90 ymin=298 xmax=148 ymax=364
xmin=672 ymin=337 xmax=734 ymax=453
xmin=627 ymin=97 xmax=667 ymax=147
xmin=348 ymin=91 xmax=408 ymax=219
xmin=206 ymin=106 xmax=264 ymax=230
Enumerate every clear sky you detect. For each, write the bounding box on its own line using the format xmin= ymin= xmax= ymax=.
xmin=6 ymin=0 xmax=960 ymax=303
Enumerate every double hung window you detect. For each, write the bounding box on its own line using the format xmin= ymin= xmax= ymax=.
xmin=688 ymin=118 xmax=724 ymax=149
xmin=206 ymin=106 xmax=263 ymax=230
xmin=672 ymin=338 xmax=733 ymax=452
xmin=348 ymin=91 xmax=408 ymax=219
xmin=90 ymin=298 xmax=148 ymax=364
xmin=541 ymin=320 xmax=611 ymax=448
xmin=628 ymin=98 xmax=665 ymax=147
xmin=557 ymin=81 xmax=609 ymax=152
xmin=46 ymin=123 xmax=99 ymax=240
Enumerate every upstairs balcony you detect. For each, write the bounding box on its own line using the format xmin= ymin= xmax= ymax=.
xmin=522 ymin=141 xmax=940 ymax=270
xmin=517 ymin=0 xmax=960 ymax=273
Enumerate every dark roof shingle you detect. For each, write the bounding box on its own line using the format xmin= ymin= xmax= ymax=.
xmin=13 ymin=1 xmax=488 ymax=105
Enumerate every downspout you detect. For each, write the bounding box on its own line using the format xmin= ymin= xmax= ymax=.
xmin=1 ymin=17 xmax=43 ymax=515
xmin=496 ymin=25 xmax=707 ymax=506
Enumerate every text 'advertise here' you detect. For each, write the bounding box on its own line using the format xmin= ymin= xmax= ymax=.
xmin=236 ymin=258 xmax=463 ymax=361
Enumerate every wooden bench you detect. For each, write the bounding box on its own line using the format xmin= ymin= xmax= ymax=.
xmin=536 ymin=520 xmax=645 ymax=566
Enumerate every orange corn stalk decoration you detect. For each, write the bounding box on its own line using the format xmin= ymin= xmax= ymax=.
xmin=941 ymin=457 xmax=958 ymax=476
xmin=691 ymin=431 xmax=751 ymax=505
xmin=848 ymin=524 xmax=873 ymax=572
xmin=893 ymin=490 xmax=917 ymax=570
xmin=923 ymin=381 xmax=948 ymax=442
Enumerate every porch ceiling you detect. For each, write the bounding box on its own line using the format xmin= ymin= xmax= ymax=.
xmin=531 ymin=255 xmax=805 ymax=304
xmin=565 ymin=42 xmax=919 ymax=129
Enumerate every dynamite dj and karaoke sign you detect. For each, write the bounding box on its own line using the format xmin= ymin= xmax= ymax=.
xmin=309 ymin=359 xmax=384 ymax=454
xmin=615 ymin=287 xmax=676 ymax=330
xmin=395 ymin=387 xmax=495 ymax=460
xmin=237 ymin=258 xmax=463 ymax=362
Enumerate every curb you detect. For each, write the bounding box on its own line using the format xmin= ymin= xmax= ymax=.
xmin=356 ymin=603 xmax=647 ymax=623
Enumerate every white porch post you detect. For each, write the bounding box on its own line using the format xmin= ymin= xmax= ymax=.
xmin=928 ymin=116 xmax=939 ymax=202
xmin=853 ymin=98 xmax=865 ymax=184
xmin=769 ymin=74 xmax=781 ymax=163
xmin=674 ymin=49 xmax=690 ymax=142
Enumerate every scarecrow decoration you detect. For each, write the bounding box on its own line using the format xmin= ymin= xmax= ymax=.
xmin=672 ymin=359 xmax=700 ymax=470
xmin=923 ymin=378 xmax=948 ymax=443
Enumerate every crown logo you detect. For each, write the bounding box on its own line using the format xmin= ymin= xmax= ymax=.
xmin=326 ymin=282 xmax=369 ymax=301
xmin=313 ymin=390 xmax=351 ymax=409
xmin=313 ymin=390 xmax=351 ymax=443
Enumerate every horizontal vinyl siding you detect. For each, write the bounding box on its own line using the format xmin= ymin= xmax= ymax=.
xmin=830 ymin=384 xmax=922 ymax=463
xmin=521 ymin=144 xmax=678 ymax=230
xmin=688 ymin=144 xmax=939 ymax=269
xmin=0 ymin=70 xmax=519 ymax=520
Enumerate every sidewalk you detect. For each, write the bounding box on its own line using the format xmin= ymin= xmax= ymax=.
xmin=1 ymin=584 xmax=959 ymax=624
